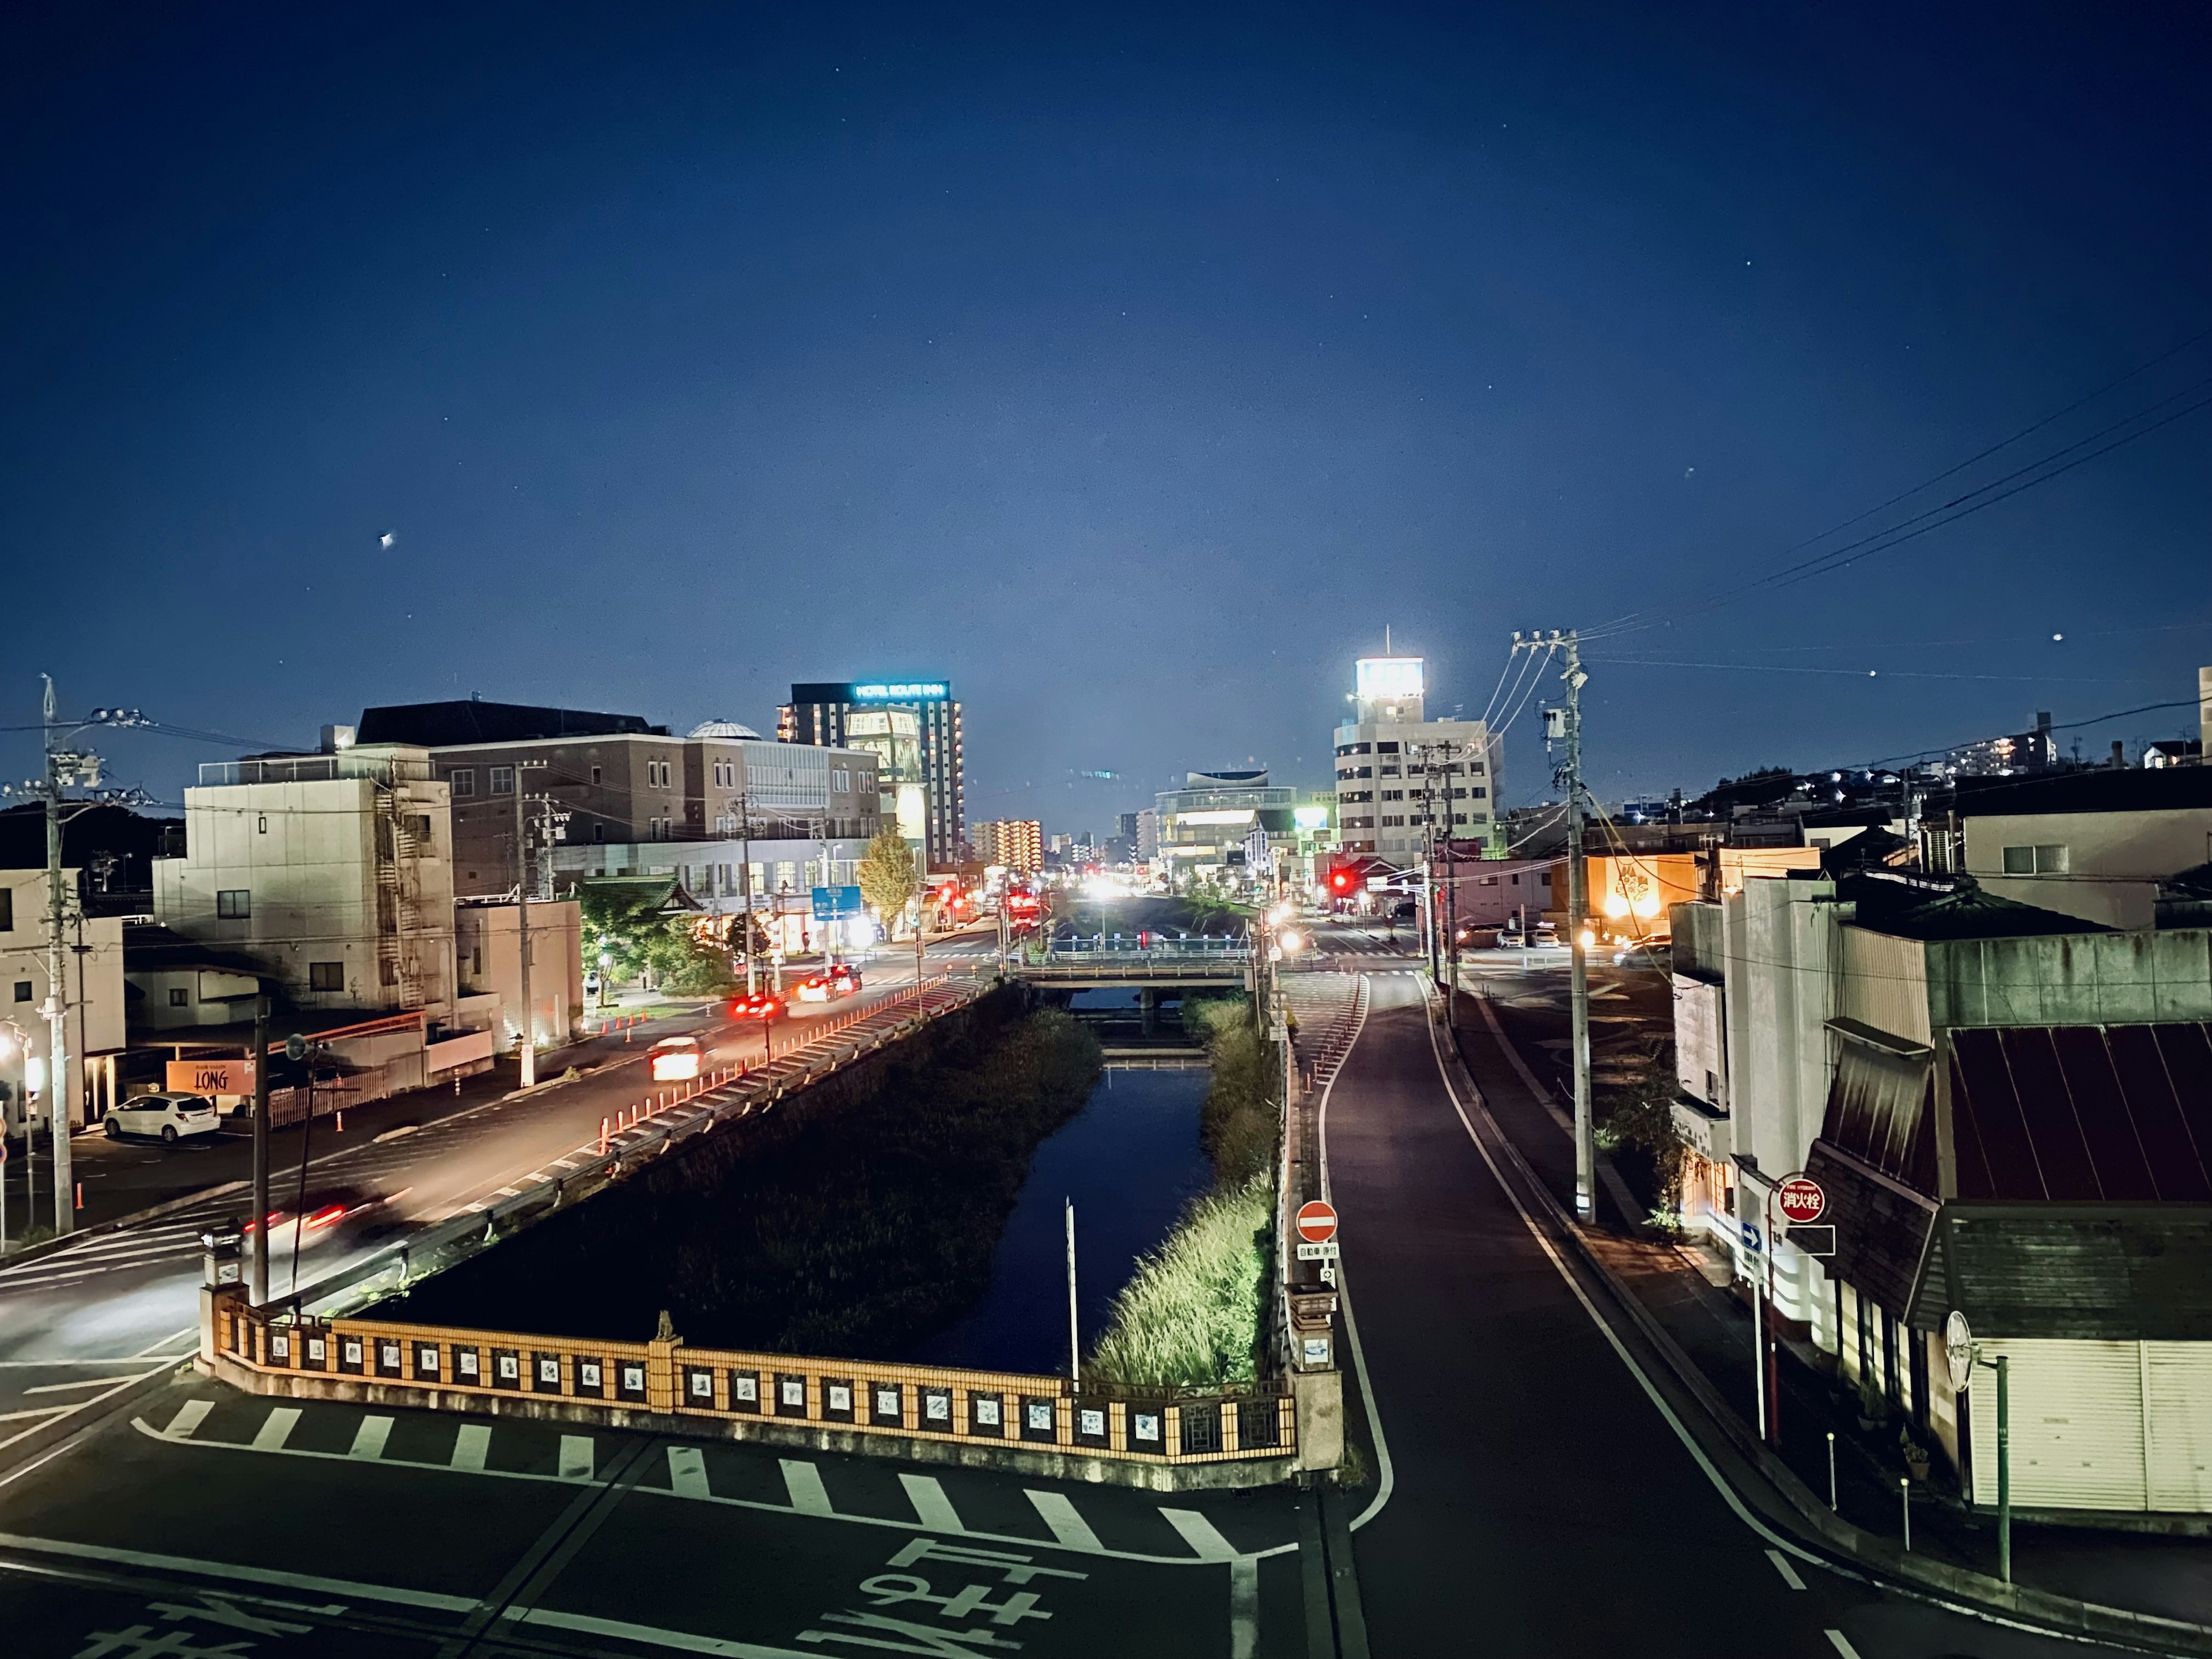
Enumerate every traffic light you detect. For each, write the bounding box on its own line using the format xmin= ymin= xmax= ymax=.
xmin=1326 ymin=859 xmax=1358 ymax=896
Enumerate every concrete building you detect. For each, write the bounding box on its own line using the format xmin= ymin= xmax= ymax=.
xmin=455 ymin=898 xmax=584 ymax=1056
xmin=972 ymin=819 xmax=1043 ymax=872
xmin=1332 ymin=656 xmax=1501 ymax=863
xmin=156 ymin=744 xmax=456 ymax=1020
xmin=1671 ymin=867 xmax=2212 ymax=1513
xmin=1949 ymin=766 xmax=2212 ymax=930
xmin=1153 ymin=770 xmax=1298 ymax=887
xmin=781 ymin=680 xmax=965 ymax=870
xmin=0 ymin=868 xmax=127 ymax=1136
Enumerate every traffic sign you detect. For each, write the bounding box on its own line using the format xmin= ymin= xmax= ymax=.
xmin=811 ymin=885 xmax=863 ymax=921
xmin=1777 ymin=1173 xmax=1826 ymax=1225
xmin=1296 ymin=1240 xmax=1340 ymax=1260
xmin=1295 ymin=1200 xmax=1339 ymax=1244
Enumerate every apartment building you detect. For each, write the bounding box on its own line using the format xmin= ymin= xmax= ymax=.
xmin=355 ymin=702 xmax=879 ymax=904
xmin=972 ymin=819 xmax=1044 ymax=872
xmin=156 ymin=744 xmax=456 ymax=1019
xmin=0 ymin=868 xmax=127 ymax=1135
xmin=1332 ymin=655 xmax=1501 ymax=863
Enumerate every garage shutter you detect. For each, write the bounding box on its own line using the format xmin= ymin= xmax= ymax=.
xmin=1968 ymin=1339 xmax=2145 ymax=1510
xmin=2146 ymin=1344 xmax=2212 ymax=1512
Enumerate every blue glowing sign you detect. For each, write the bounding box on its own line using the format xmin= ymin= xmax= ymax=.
xmin=851 ymin=682 xmax=948 ymax=701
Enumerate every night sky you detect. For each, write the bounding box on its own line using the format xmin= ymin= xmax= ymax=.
xmin=5 ymin=3 xmax=2207 ymax=830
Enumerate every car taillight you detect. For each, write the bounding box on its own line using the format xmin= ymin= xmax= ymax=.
xmin=306 ymin=1205 xmax=346 ymax=1230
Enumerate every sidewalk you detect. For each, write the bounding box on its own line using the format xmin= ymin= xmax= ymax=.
xmin=1446 ymin=982 xmax=2212 ymax=1636
xmin=0 ymin=1005 xmax=708 ymax=1252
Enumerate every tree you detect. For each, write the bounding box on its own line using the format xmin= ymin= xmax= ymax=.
xmin=579 ymin=880 xmax=734 ymax=996
xmin=858 ymin=827 xmax=918 ymax=934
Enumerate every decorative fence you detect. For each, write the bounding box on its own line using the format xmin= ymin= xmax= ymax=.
xmin=210 ymin=1297 xmax=1295 ymax=1471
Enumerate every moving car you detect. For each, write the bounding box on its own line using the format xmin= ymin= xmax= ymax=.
xmin=794 ymin=963 xmax=862 ymax=1002
xmin=728 ymin=990 xmax=785 ymax=1021
xmin=105 ymin=1092 xmax=221 ymax=1143
xmin=649 ymin=1035 xmax=704 ymax=1081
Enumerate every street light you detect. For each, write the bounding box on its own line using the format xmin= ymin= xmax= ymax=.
xmin=1945 ymin=1312 xmax=2010 ymax=1583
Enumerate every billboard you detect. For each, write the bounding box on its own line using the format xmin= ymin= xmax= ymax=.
xmin=166 ymin=1059 xmax=255 ymax=1097
xmin=852 ymin=681 xmax=948 ymax=701
xmin=1355 ymin=657 xmax=1425 ymax=701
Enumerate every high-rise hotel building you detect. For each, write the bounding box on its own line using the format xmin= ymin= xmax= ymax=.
xmin=1332 ymin=656 xmax=1502 ymax=863
xmin=781 ymin=679 xmax=966 ymax=870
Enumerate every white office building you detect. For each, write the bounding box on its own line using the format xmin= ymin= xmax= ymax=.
xmin=1332 ymin=656 xmax=1502 ymax=863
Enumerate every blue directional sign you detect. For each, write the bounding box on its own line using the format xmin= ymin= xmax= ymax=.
xmin=1741 ymin=1220 xmax=1763 ymax=1253
xmin=812 ymin=885 xmax=864 ymax=921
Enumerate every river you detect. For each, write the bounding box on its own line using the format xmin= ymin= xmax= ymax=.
xmin=908 ymin=1062 xmax=1213 ymax=1376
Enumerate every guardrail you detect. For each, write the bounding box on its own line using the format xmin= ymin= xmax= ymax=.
xmin=264 ymin=976 xmax=984 ymax=1321
xmin=207 ymin=1298 xmax=1296 ymax=1473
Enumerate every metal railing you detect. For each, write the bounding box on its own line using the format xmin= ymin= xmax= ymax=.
xmin=211 ymin=1300 xmax=1294 ymax=1467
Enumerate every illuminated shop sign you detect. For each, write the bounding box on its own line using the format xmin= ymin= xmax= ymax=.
xmin=852 ymin=682 xmax=948 ymax=700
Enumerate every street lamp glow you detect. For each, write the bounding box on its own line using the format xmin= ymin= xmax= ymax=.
xmin=1577 ymin=927 xmax=1597 ymax=950
xmin=1279 ymin=929 xmax=1303 ymax=953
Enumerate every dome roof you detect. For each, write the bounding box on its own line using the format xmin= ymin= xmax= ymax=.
xmin=687 ymin=719 xmax=762 ymax=740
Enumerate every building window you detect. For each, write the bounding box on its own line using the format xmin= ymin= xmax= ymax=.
xmin=0 ymin=888 xmax=10 ymax=930
xmin=217 ymin=889 xmax=251 ymax=919
xmin=309 ymin=961 xmax=344 ymax=991
xmin=591 ymin=766 xmax=603 ymax=785
xmin=488 ymin=766 xmax=515 ymax=795
xmin=1377 ymin=741 xmax=1399 ymax=753
xmin=257 ymin=815 xmax=268 ymax=834
xmin=647 ymin=759 xmax=672 ymax=789
xmin=1381 ymin=790 xmax=1404 ymax=802
xmin=2001 ymin=844 xmax=2069 ymax=875
xmin=169 ymin=987 xmax=189 ymax=1007
xmin=450 ymin=768 xmax=476 ymax=797
xmin=593 ymin=824 xmax=606 ymax=844
xmin=1471 ymin=786 xmax=1487 ymax=798
xmin=407 ymin=815 xmax=433 ymax=847
xmin=14 ymin=980 xmax=32 ymax=1002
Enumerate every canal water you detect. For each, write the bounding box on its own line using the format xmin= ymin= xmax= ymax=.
xmin=909 ymin=1060 xmax=1213 ymax=1376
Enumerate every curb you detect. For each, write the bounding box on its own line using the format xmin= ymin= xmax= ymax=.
xmin=1425 ymin=993 xmax=2212 ymax=1657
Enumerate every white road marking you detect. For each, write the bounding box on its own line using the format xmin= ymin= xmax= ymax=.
xmin=1025 ymin=1490 xmax=1103 ymax=1551
xmin=898 ymin=1473 xmax=964 ymax=1533
xmin=251 ymin=1408 xmax=302 ymax=1450
xmin=0 ymin=1405 xmax=70 ymax=1425
xmin=349 ymin=1415 xmax=394 ymax=1459
xmin=1825 ymin=1633 xmax=1862 ymax=1658
xmin=666 ymin=1445 xmax=710 ymax=1499
xmin=164 ymin=1399 xmax=214 ymax=1439
xmin=1162 ymin=1510 xmax=1257 ymax=1659
xmin=506 ymin=1603 xmax=816 ymax=1656
xmin=451 ymin=1423 xmax=491 ymax=1471
xmin=558 ymin=1434 xmax=594 ymax=1481
xmin=779 ymin=1458 xmax=832 ymax=1516
xmin=21 ymin=1373 xmax=158 ymax=1395
xmin=0 ymin=1529 xmax=474 ymax=1611
xmin=133 ymin=1326 xmax=199 ymax=1358
xmin=1766 ymin=1547 xmax=1806 ymax=1590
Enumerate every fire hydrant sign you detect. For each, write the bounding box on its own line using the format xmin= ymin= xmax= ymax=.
xmin=1777 ymin=1174 xmax=1826 ymax=1225
xmin=1296 ymin=1200 xmax=1339 ymax=1243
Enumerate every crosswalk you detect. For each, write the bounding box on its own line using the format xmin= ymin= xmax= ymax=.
xmin=143 ymin=1395 xmax=1284 ymax=1565
xmin=0 ymin=1214 xmax=227 ymax=1294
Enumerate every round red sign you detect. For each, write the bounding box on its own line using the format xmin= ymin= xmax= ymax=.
xmin=1777 ymin=1175 xmax=1826 ymax=1225
xmin=1296 ymin=1200 xmax=1339 ymax=1244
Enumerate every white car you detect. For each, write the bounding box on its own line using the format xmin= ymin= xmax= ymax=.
xmin=649 ymin=1035 xmax=703 ymax=1082
xmin=106 ymin=1092 xmax=221 ymax=1143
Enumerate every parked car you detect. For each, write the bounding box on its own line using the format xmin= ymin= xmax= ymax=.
xmin=105 ymin=1092 xmax=221 ymax=1143
xmin=649 ymin=1035 xmax=704 ymax=1082
xmin=728 ymin=990 xmax=785 ymax=1021
xmin=1533 ymin=920 xmax=1559 ymax=946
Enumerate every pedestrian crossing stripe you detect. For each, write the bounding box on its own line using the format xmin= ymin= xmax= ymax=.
xmin=132 ymin=1406 xmax=1293 ymax=1567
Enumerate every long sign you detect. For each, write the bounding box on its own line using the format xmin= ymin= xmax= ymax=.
xmin=166 ymin=1059 xmax=254 ymax=1097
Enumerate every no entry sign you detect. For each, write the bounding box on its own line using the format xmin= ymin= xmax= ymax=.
xmin=1777 ymin=1175 xmax=1827 ymax=1225
xmin=1296 ymin=1201 xmax=1339 ymax=1244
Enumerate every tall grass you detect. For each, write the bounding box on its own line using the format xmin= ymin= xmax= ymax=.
xmin=1085 ymin=993 xmax=1280 ymax=1388
xmin=1085 ymin=1176 xmax=1271 ymax=1389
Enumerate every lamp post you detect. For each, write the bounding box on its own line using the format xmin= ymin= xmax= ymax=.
xmin=282 ymin=1033 xmax=331 ymax=1304
xmin=1945 ymin=1312 xmax=2010 ymax=1583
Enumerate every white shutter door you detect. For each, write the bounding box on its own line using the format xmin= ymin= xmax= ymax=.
xmin=2145 ymin=1343 xmax=2212 ymax=1513
xmin=1968 ymin=1339 xmax=2146 ymax=1510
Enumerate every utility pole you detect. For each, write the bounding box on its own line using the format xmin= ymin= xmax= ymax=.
xmin=737 ymin=787 xmax=757 ymax=996
xmin=43 ymin=677 xmax=73 ymax=1237
xmin=1065 ymin=1198 xmax=1080 ymax=1382
xmin=250 ymin=995 xmax=270 ymax=1304
xmin=514 ymin=760 xmax=547 ymax=1089
xmin=1518 ymin=630 xmax=1594 ymax=1222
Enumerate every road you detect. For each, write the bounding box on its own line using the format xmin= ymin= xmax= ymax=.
xmin=1309 ymin=931 xmax=2147 ymax=1657
xmin=0 ymin=940 xmax=989 ymax=1464
xmin=0 ymin=923 xmax=2169 ymax=1656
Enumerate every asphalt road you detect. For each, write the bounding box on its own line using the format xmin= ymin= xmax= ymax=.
xmin=0 ymin=942 xmax=990 ymax=1461
xmin=1315 ymin=950 xmax=2150 ymax=1658
xmin=0 ymin=1373 xmax=1313 ymax=1658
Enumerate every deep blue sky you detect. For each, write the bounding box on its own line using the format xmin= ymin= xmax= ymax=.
xmin=5 ymin=2 xmax=2207 ymax=831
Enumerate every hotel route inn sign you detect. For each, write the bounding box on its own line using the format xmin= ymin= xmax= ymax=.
xmin=1295 ymin=1199 xmax=1340 ymax=1260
